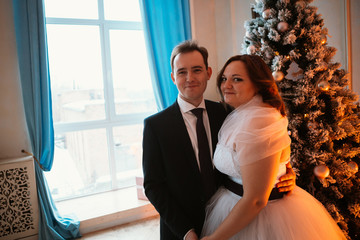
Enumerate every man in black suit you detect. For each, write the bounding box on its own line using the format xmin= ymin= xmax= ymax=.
xmin=142 ymin=40 xmax=295 ymax=240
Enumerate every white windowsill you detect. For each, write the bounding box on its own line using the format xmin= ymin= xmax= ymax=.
xmin=55 ymin=186 xmax=159 ymax=235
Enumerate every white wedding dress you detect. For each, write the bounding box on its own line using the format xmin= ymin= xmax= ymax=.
xmin=201 ymin=95 xmax=346 ymax=240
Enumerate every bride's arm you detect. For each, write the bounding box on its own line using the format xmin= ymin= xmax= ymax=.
xmin=202 ymin=151 xmax=282 ymax=240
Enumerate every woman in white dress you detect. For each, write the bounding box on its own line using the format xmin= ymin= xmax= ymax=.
xmin=200 ymin=55 xmax=346 ymax=240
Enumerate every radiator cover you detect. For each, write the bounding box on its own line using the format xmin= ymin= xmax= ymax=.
xmin=0 ymin=156 xmax=39 ymax=239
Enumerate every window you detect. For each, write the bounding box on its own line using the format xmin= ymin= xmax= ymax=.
xmin=44 ymin=0 xmax=157 ymax=201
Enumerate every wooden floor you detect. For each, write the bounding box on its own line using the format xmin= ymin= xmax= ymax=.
xmin=79 ymin=216 xmax=160 ymax=240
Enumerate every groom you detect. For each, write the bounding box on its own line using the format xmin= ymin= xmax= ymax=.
xmin=142 ymin=40 xmax=295 ymax=240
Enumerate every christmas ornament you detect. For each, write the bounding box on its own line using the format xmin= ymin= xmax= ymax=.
xmin=277 ymin=22 xmax=289 ymax=32
xmin=285 ymin=61 xmax=303 ymax=81
xmin=245 ymin=31 xmax=251 ymax=38
xmin=348 ymin=161 xmax=358 ymax=174
xmin=320 ymin=35 xmax=327 ymax=45
xmin=317 ymin=80 xmax=330 ymax=91
xmin=247 ymin=45 xmax=256 ymax=54
xmin=314 ymin=164 xmax=330 ymax=179
xmin=272 ymin=71 xmax=284 ymax=81
xmin=262 ymin=9 xmax=271 ymax=19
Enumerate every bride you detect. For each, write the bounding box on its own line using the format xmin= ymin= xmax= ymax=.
xmin=200 ymin=55 xmax=346 ymax=240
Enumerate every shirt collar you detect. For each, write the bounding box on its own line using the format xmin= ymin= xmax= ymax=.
xmin=177 ymin=95 xmax=206 ymax=113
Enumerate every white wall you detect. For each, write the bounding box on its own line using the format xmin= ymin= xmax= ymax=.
xmin=0 ymin=1 xmax=30 ymax=159
xmin=350 ymin=0 xmax=360 ymax=96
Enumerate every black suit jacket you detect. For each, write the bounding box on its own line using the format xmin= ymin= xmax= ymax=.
xmin=142 ymin=100 xmax=228 ymax=239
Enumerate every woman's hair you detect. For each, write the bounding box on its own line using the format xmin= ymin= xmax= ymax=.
xmin=170 ymin=40 xmax=209 ymax=72
xmin=217 ymin=54 xmax=286 ymax=116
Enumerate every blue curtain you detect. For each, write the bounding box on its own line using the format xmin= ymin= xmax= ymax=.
xmin=12 ymin=0 xmax=81 ymax=239
xmin=140 ymin=0 xmax=192 ymax=109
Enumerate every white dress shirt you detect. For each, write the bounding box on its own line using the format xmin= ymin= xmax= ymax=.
xmin=177 ymin=95 xmax=213 ymax=169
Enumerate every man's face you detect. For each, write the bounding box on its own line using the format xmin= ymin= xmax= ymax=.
xmin=171 ymin=51 xmax=212 ymax=106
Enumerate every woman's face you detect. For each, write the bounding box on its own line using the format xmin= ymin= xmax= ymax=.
xmin=220 ymin=60 xmax=258 ymax=108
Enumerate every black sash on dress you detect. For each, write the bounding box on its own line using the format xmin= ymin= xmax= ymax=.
xmin=223 ymin=177 xmax=285 ymax=200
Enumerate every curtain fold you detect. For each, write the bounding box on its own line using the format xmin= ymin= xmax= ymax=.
xmin=140 ymin=0 xmax=192 ymax=109
xmin=12 ymin=0 xmax=81 ymax=239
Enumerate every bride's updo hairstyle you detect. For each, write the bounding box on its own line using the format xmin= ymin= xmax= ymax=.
xmin=216 ymin=54 xmax=286 ymax=116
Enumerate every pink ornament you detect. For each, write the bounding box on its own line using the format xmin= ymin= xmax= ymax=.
xmin=272 ymin=71 xmax=284 ymax=81
xmin=247 ymin=45 xmax=256 ymax=54
xmin=277 ymin=22 xmax=289 ymax=32
xmin=348 ymin=161 xmax=358 ymax=174
xmin=314 ymin=164 xmax=330 ymax=179
xmin=262 ymin=9 xmax=271 ymax=19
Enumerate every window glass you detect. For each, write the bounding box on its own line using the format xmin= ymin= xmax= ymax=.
xmin=104 ymin=0 xmax=142 ymax=21
xmin=46 ymin=129 xmax=111 ymax=200
xmin=47 ymin=24 xmax=105 ymax=123
xmin=113 ymin=124 xmax=143 ymax=188
xmin=109 ymin=29 xmax=156 ymax=115
xmin=44 ymin=0 xmax=98 ymax=19
xmin=44 ymin=0 xmax=158 ymax=202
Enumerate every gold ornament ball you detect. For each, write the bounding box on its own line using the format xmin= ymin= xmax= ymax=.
xmin=348 ymin=161 xmax=358 ymax=174
xmin=272 ymin=71 xmax=284 ymax=81
xmin=317 ymin=80 xmax=330 ymax=91
xmin=314 ymin=164 xmax=330 ymax=179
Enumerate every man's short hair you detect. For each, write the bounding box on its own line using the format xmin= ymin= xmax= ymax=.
xmin=170 ymin=40 xmax=209 ymax=72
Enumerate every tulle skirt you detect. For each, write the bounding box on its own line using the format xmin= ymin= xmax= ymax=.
xmin=201 ymin=186 xmax=346 ymax=240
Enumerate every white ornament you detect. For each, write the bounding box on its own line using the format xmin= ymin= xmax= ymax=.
xmin=247 ymin=45 xmax=256 ymax=54
xmin=285 ymin=61 xmax=303 ymax=81
xmin=277 ymin=22 xmax=289 ymax=32
xmin=262 ymin=9 xmax=271 ymax=19
xmin=272 ymin=71 xmax=284 ymax=81
xmin=245 ymin=31 xmax=251 ymax=38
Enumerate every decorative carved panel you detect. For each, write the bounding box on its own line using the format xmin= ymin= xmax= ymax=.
xmin=0 ymin=156 xmax=38 ymax=240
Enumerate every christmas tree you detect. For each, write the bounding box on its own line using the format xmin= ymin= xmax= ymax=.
xmin=242 ymin=0 xmax=360 ymax=238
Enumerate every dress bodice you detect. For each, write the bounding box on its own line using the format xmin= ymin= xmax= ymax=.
xmin=213 ymin=95 xmax=291 ymax=186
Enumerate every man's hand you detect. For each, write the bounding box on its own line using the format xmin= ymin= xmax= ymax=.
xmin=185 ymin=230 xmax=199 ymax=240
xmin=276 ymin=162 xmax=296 ymax=195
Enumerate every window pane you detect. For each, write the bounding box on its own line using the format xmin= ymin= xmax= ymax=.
xmin=109 ymin=30 xmax=157 ymax=115
xmin=44 ymin=0 xmax=98 ymax=19
xmin=113 ymin=124 xmax=143 ymax=188
xmin=47 ymin=24 xmax=106 ymax=123
xmin=104 ymin=0 xmax=142 ymax=21
xmin=45 ymin=129 xmax=110 ymax=201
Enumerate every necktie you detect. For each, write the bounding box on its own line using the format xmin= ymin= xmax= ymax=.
xmin=191 ymin=108 xmax=216 ymax=200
